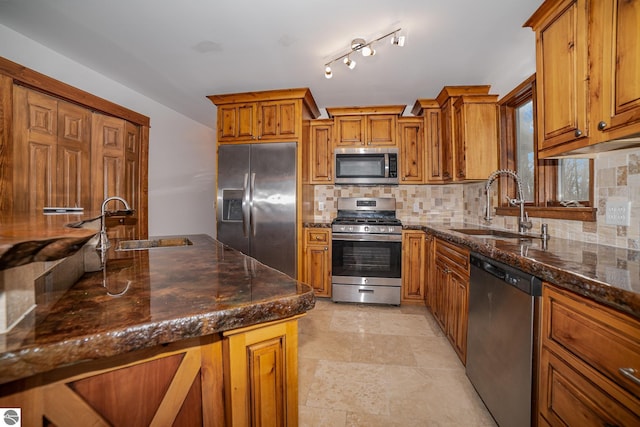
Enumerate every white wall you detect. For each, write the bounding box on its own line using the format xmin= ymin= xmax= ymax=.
xmin=0 ymin=24 xmax=217 ymax=237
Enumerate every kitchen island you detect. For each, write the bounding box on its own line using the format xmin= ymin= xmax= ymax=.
xmin=0 ymin=233 xmax=315 ymax=426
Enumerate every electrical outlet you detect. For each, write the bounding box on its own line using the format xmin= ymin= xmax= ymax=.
xmin=318 ymin=202 xmax=325 ymax=211
xmin=605 ymin=201 xmax=631 ymax=226
xmin=413 ymin=202 xmax=420 ymax=213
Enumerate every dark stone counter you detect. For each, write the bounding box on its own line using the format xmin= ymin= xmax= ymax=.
xmin=406 ymin=222 xmax=640 ymax=319
xmin=0 ymin=213 xmax=100 ymax=270
xmin=0 ymin=234 xmax=315 ymax=385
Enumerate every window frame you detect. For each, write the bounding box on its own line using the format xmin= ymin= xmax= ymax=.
xmin=495 ymin=74 xmax=596 ymax=222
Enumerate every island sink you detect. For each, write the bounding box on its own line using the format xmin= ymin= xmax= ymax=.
xmin=115 ymin=237 xmax=193 ymax=251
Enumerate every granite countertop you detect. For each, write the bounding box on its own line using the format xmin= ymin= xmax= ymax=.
xmin=405 ymin=222 xmax=640 ymax=319
xmin=0 ymin=212 xmax=101 ymax=270
xmin=0 ymin=234 xmax=315 ymax=385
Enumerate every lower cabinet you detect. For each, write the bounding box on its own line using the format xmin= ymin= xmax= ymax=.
xmin=538 ymin=284 xmax=640 ymax=426
xmin=302 ymin=228 xmax=332 ymax=297
xmin=223 ymin=316 xmax=302 ymax=427
xmin=0 ymin=317 xmax=303 ymax=427
xmin=401 ymin=230 xmax=426 ymax=303
xmin=432 ymin=237 xmax=470 ymax=364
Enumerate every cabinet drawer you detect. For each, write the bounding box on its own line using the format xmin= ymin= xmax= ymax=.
xmin=543 ymin=285 xmax=640 ymax=400
xmin=539 ymin=347 xmax=640 ymax=427
xmin=435 ymin=239 xmax=469 ymax=274
xmin=305 ymin=229 xmax=330 ymax=244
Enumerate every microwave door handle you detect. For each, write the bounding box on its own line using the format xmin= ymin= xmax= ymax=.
xmin=384 ymin=153 xmax=390 ymax=178
xmin=242 ymin=173 xmax=250 ymax=237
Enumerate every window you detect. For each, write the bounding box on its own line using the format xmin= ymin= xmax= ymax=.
xmin=496 ymin=75 xmax=596 ymax=221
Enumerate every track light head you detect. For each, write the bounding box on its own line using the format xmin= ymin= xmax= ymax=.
xmin=324 ymin=66 xmax=333 ymax=79
xmin=391 ymin=34 xmax=405 ymax=47
xmin=343 ymin=56 xmax=356 ymax=69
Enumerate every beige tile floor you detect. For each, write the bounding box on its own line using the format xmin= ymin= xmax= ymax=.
xmin=298 ymin=299 xmax=497 ymax=427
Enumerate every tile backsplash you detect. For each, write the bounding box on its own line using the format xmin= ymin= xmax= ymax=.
xmin=312 ymin=148 xmax=640 ymax=250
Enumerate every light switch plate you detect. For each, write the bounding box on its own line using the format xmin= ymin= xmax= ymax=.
xmin=605 ymin=201 xmax=631 ymax=226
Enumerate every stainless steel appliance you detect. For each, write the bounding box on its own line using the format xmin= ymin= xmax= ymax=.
xmin=216 ymin=143 xmax=297 ymax=278
xmin=331 ymin=197 xmax=402 ymax=305
xmin=334 ymin=147 xmax=399 ymax=185
xmin=466 ymin=252 xmax=542 ymax=427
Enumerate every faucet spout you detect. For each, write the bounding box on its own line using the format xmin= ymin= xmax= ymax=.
xmin=95 ymin=196 xmax=133 ymax=253
xmin=484 ymin=170 xmax=532 ymax=232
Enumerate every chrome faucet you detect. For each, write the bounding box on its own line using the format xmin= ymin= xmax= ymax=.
xmin=484 ymin=169 xmax=532 ymax=233
xmin=95 ymin=196 xmax=133 ymax=253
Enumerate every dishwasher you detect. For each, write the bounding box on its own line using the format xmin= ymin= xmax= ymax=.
xmin=466 ymin=252 xmax=542 ymax=427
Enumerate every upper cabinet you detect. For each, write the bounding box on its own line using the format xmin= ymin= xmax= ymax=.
xmin=419 ymin=86 xmax=498 ymax=182
xmin=525 ymin=0 xmax=640 ymax=158
xmin=398 ymin=117 xmax=424 ymax=183
xmin=208 ymin=88 xmax=320 ymax=144
xmin=306 ymin=119 xmax=333 ymax=184
xmin=326 ymin=106 xmax=405 ymax=148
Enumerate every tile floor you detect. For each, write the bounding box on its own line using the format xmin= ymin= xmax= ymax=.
xmin=298 ymin=299 xmax=497 ymax=426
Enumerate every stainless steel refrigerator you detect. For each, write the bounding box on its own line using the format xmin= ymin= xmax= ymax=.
xmin=216 ymin=142 xmax=297 ymax=278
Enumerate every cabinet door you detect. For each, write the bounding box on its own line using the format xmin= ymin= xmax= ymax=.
xmin=535 ymin=0 xmax=589 ymax=151
xmin=335 ymin=116 xmax=366 ymax=146
xmin=257 ymin=100 xmax=298 ymax=141
xmin=447 ymin=270 xmax=468 ymax=364
xmin=401 ymin=230 xmax=425 ymax=302
xmin=92 ymin=113 xmax=125 ymax=211
xmin=424 ymin=107 xmax=448 ymax=183
xmin=398 ymin=118 xmax=424 ymax=183
xmin=224 ymin=317 xmax=300 ymax=427
xmin=597 ymin=0 xmax=640 ymax=141
xmin=304 ymin=229 xmax=331 ymax=297
xmin=56 ymin=100 xmax=91 ymax=209
xmin=309 ymin=122 xmax=333 ymax=183
xmin=367 ymin=114 xmax=397 ymax=146
xmin=13 ymin=86 xmax=58 ymax=213
xmin=453 ymin=103 xmax=466 ymax=180
xmin=218 ymin=103 xmax=256 ymax=142
xmin=423 ymin=234 xmax=435 ymax=308
xmin=439 ymin=100 xmax=455 ymax=181
xmin=433 ymin=257 xmax=449 ymax=331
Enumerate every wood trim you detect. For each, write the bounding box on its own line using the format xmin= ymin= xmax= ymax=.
xmin=495 ymin=206 xmax=597 ymax=221
xmin=325 ymin=105 xmax=406 ymax=117
xmin=0 ymin=74 xmax=13 ymax=213
xmin=435 ymin=85 xmax=491 ymax=106
xmin=410 ymin=98 xmax=439 ymax=116
xmin=43 ymin=383 xmax=110 ymax=426
xmin=0 ymin=56 xmax=149 ymax=127
xmin=207 ymin=88 xmax=320 ymax=119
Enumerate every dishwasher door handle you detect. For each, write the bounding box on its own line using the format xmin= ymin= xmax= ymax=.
xmin=482 ymin=261 xmax=507 ymax=281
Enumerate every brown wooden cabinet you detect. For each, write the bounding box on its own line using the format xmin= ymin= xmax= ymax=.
xmin=452 ymin=95 xmax=499 ymax=181
xmin=307 ymin=120 xmax=333 ymax=183
xmin=223 ymin=316 xmax=302 ymax=427
xmin=398 ymin=117 xmax=425 ymax=183
xmin=538 ymin=283 xmax=640 ymax=426
xmin=326 ymin=106 xmax=405 ymax=148
xmin=433 ymin=238 xmax=469 ymax=364
xmin=411 ymin=99 xmax=448 ymax=183
xmin=208 ymin=89 xmax=320 ymax=144
xmin=401 ymin=230 xmax=426 ymax=303
xmin=423 ymin=233 xmax=436 ymax=308
xmin=302 ymin=228 xmax=331 ymax=297
xmin=525 ymin=0 xmax=640 ymax=157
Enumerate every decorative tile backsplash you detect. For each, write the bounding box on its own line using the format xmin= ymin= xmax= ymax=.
xmin=311 ymin=148 xmax=640 ymax=250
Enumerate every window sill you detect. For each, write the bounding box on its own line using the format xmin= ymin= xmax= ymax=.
xmin=494 ymin=206 xmax=597 ymax=222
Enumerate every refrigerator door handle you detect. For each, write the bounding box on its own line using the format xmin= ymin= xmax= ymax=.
xmin=242 ymin=173 xmax=250 ymax=237
xmin=250 ymin=172 xmax=257 ymax=236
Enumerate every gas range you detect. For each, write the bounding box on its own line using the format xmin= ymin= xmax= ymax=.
xmin=331 ymin=198 xmax=402 ymax=235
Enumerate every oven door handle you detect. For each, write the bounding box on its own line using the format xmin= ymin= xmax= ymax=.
xmin=332 ymin=233 xmax=402 ymax=242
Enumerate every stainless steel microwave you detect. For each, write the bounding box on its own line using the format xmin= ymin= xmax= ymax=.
xmin=334 ymin=147 xmax=399 ymax=185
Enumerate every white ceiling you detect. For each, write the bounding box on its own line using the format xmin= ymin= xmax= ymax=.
xmin=0 ymin=0 xmax=542 ymax=127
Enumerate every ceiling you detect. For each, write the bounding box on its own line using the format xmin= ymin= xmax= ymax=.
xmin=0 ymin=0 xmax=542 ymax=128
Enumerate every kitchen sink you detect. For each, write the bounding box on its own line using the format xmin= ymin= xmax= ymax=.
xmin=450 ymin=228 xmax=541 ymax=240
xmin=115 ymin=237 xmax=193 ymax=251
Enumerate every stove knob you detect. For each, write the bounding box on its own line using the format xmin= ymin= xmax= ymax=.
xmin=364 ymin=226 xmax=369 ymax=232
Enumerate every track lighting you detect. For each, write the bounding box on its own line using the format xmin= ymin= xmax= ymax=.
xmin=343 ymin=56 xmax=356 ymax=69
xmin=323 ymin=28 xmax=404 ymax=78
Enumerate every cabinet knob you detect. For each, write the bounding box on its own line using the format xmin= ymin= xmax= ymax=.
xmin=619 ymin=367 xmax=640 ymax=386
xmin=402 ymin=177 xmax=406 ymax=181
xmin=574 ymin=129 xmax=582 ymax=137
xmin=367 ymin=142 xmax=372 ymax=145
xmin=324 ymin=247 xmax=328 ymax=251
xmin=598 ymin=121 xmax=607 ymax=131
